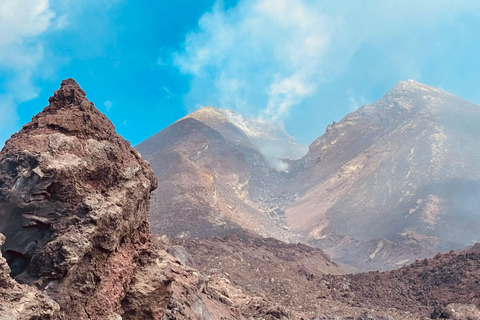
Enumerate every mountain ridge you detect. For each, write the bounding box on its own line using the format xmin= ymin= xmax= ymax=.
xmin=2 ymin=78 xmax=480 ymax=319
xmin=138 ymin=79 xmax=480 ymax=271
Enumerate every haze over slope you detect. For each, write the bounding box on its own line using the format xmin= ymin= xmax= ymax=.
xmin=288 ymin=80 xmax=480 ymax=270
xmin=136 ymin=107 xmax=305 ymax=241
xmin=137 ymin=80 xmax=480 ymax=271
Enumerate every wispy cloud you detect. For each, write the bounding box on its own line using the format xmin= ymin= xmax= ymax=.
xmin=347 ymin=89 xmax=367 ymax=112
xmin=0 ymin=0 xmax=55 ymax=144
xmin=163 ymin=86 xmax=173 ymax=98
xmin=104 ymin=100 xmax=114 ymax=111
xmin=172 ymin=0 xmax=480 ymax=127
xmin=173 ymin=0 xmax=334 ymax=121
xmin=0 ymin=0 xmax=54 ymax=47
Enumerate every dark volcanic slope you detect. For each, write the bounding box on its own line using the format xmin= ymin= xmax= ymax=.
xmin=286 ymin=80 xmax=480 ymax=270
xmin=170 ymin=234 xmax=343 ymax=316
xmin=320 ymin=247 xmax=480 ymax=319
xmin=138 ymin=80 xmax=480 ymax=271
xmin=176 ymin=235 xmax=480 ymax=319
xmin=136 ymin=107 xmax=299 ymax=242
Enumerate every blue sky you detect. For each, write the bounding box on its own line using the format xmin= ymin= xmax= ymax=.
xmin=1 ymin=0 xmax=480 ymax=147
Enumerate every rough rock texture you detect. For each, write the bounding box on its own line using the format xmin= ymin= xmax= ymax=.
xmin=171 ymin=233 xmax=343 ymax=316
xmin=157 ymin=240 xmax=301 ymax=320
xmin=173 ymin=234 xmax=480 ymax=319
xmin=318 ymin=248 xmax=480 ymax=319
xmin=0 ymin=233 xmax=60 ymax=319
xmin=0 ymin=79 xmax=170 ymax=319
xmin=0 ymin=79 xmax=319 ymax=320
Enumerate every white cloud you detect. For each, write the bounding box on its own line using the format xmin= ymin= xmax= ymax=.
xmin=174 ymin=0 xmax=333 ymax=121
xmin=347 ymin=89 xmax=367 ymax=112
xmin=0 ymin=0 xmax=54 ymax=47
xmin=0 ymin=0 xmax=55 ymax=144
xmin=104 ymin=100 xmax=114 ymax=111
xmin=172 ymin=0 xmax=480 ymax=125
xmin=163 ymin=86 xmax=173 ymax=98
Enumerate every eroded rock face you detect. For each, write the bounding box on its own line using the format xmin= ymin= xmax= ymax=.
xmin=0 ymin=79 xmax=169 ymax=319
xmin=0 ymin=79 xmax=309 ymax=320
xmin=0 ymin=233 xmax=60 ymax=319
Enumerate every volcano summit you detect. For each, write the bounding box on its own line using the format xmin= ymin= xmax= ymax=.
xmin=138 ymin=80 xmax=480 ymax=271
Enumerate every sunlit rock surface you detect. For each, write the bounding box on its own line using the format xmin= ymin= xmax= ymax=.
xmin=0 ymin=79 xmax=315 ymax=320
xmin=0 ymin=79 xmax=168 ymax=319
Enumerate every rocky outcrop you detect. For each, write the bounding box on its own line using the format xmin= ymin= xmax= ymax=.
xmin=0 ymin=79 xmax=170 ymax=319
xmin=0 ymin=233 xmax=59 ymax=319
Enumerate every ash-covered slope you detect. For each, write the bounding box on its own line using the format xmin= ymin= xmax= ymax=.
xmin=136 ymin=107 xmax=304 ymax=241
xmin=138 ymin=80 xmax=480 ymax=272
xmin=287 ymin=80 xmax=480 ymax=270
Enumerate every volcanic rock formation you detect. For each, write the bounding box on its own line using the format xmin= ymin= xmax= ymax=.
xmin=3 ymin=78 xmax=480 ymax=319
xmin=135 ymin=107 xmax=304 ymax=242
xmin=172 ymin=234 xmax=480 ymax=319
xmin=0 ymin=233 xmax=59 ymax=319
xmin=287 ymin=80 xmax=480 ymax=270
xmin=138 ymin=80 xmax=480 ymax=271
xmin=0 ymin=78 xmax=171 ymax=319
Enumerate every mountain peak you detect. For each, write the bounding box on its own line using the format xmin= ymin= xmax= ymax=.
xmin=386 ymin=79 xmax=448 ymax=98
xmin=0 ymin=78 xmax=161 ymax=318
xmin=2 ymin=79 xmax=116 ymax=155
xmin=185 ymin=106 xmax=230 ymax=125
xmin=47 ymin=78 xmax=88 ymax=111
xmin=60 ymin=77 xmax=84 ymax=90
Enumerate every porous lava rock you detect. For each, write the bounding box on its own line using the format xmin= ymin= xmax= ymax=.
xmin=0 ymin=79 xmax=170 ymax=319
xmin=0 ymin=233 xmax=60 ymax=319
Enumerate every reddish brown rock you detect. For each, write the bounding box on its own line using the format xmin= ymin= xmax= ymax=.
xmin=0 ymin=233 xmax=59 ymax=319
xmin=318 ymin=248 xmax=480 ymax=319
xmin=0 ymin=79 xmax=168 ymax=319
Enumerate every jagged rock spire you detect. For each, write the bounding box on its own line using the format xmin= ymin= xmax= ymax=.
xmin=0 ymin=79 xmax=161 ymax=318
